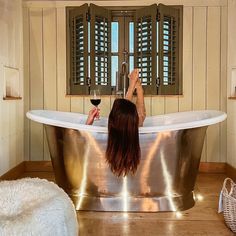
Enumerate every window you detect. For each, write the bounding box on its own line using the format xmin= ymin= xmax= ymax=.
xmin=67 ymin=4 xmax=183 ymax=95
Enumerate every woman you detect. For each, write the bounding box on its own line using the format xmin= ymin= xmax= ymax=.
xmin=86 ymin=68 xmax=146 ymax=176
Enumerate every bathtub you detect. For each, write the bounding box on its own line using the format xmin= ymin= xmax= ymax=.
xmin=27 ymin=110 xmax=226 ymax=212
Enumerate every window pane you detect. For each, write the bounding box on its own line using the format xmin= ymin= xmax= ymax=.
xmin=111 ymin=56 xmax=118 ymax=86
xmin=129 ymin=22 xmax=134 ymax=53
xmin=88 ymin=22 xmax=90 ymax=53
xmin=111 ymin=22 xmax=118 ymax=53
xmin=129 ymin=56 xmax=134 ymax=73
xmin=156 ymin=21 xmax=159 ymax=53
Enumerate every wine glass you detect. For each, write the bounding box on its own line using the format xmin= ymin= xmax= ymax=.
xmin=90 ymin=89 xmax=101 ymax=120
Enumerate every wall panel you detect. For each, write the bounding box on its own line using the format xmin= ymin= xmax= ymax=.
xmin=165 ymin=97 xmax=179 ymax=114
xmin=99 ymin=97 xmax=111 ymax=117
xmin=57 ymin=7 xmax=71 ymax=111
xmin=192 ymin=7 xmax=207 ymax=161
xmin=71 ymin=97 xmax=84 ymax=113
xmin=192 ymin=7 xmax=207 ymax=111
xmin=206 ymin=7 xmax=221 ymax=111
xmin=151 ymin=97 xmax=165 ymax=115
xmin=206 ymin=7 xmax=221 ymax=162
xmin=29 ymin=8 xmax=44 ymax=161
xmin=220 ymin=6 xmax=227 ymax=163
xmin=144 ymin=97 xmax=151 ymax=116
xmin=23 ymin=7 xmax=30 ymax=161
xmin=43 ymin=8 xmax=57 ymax=110
xmin=43 ymin=8 xmax=57 ymax=160
xmin=179 ymin=7 xmax=193 ymax=112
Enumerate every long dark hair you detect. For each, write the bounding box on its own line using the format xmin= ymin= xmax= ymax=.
xmin=106 ymin=98 xmax=140 ymax=177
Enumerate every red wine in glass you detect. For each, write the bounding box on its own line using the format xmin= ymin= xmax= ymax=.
xmin=90 ymin=89 xmax=101 ymax=120
xmin=90 ymin=98 xmax=101 ymax=106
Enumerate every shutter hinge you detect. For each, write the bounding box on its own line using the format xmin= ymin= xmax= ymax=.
xmin=156 ymin=77 xmax=160 ymax=87
xmin=86 ymin=77 xmax=91 ymax=86
xmin=86 ymin=11 xmax=90 ymax=21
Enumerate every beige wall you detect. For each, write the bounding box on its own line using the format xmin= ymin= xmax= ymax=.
xmin=0 ymin=0 xmax=24 ymax=175
xmin=227 ymin=0 xmax=236 ymax=168
xmin=23 ymin=0 xmax=227 ymax=163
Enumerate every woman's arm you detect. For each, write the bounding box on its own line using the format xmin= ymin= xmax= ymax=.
xmin=126 ymin=68 xmax=146 ymax=126
xmin=135 ymin=80 xmax=146 ymax=127
xmin=125 ymin=69 xmax=138 ymax=101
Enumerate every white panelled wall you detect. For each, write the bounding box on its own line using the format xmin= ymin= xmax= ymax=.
xmin=0 ymin=0 xmax=24 ymax=176
xmin=23 ymin=0 xmax=228 ymax=163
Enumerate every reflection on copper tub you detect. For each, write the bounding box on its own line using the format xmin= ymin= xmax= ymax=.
xmin=27 ymin=110 xmax=226 ymax=212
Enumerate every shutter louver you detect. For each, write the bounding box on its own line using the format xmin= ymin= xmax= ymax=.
xmin=158 ymin=4 xmax=180 ymax=95
xmin=134 ymin=4 xmax=157 ymax=95
xmin=68 ymin=4 xmax=89 ymax=95
xmin=90 ymin=4 xmax=111 ymax=94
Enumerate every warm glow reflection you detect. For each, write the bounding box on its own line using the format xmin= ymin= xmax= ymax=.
xmin=159 ymin=133 xmax=176 ymax=211
xmin=140 ymin=133 xmax=163 ymax=193
xmin=76 ymin=142 xmax=89 ymax=209
xmin=122 ymin=176 xmax=129 ymax=212
xmin=176 ymin=211 xmax=182 ymax=218
xmin=141 ymin=132 xmax=172 ymax=183
xmin=77 ymin=132 xmax=103 ymax=209
xmin=140 ymin=132 xmax=176 ymax=211
xmin=86 ymin=132 xmax=103 ymax=156
xmin=123 ymin=212 xmax=128 ymax=218
xmin=196 ymin=194 xmax=204 ymax=201
xmin=122 ymin=213 xmax=129 ymax=234
xmin=160 ymin=149 xmax=176 ymax=211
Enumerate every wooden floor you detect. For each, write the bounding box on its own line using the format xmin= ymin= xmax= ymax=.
xmin=20 ymin=172 xmax=234 ymax=236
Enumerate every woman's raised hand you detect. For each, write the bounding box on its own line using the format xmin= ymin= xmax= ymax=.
xmin=125 ymin=68 xmax=142 ymax=101
xmin=86 ymin=107 xmax=100 ymax=125
xmin=128 ymin=68 xmax=139 ymax=89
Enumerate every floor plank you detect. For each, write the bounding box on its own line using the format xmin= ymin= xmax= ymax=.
xmin=18 ymin=172 xmax=234 ymax=236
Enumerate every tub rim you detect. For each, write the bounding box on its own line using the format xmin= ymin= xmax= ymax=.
xmin=26 ymin=109 xmax=227 ymax=134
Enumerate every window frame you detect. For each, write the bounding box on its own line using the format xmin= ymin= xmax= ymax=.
xmin=66 ymin=4 xmax=183 ymax=96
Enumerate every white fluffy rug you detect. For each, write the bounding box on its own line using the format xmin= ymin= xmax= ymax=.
xmin=0 ymin=178 xmax=78 ymax=236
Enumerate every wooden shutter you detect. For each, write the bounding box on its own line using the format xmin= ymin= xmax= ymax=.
xmin=67 ymin=4 xmax=89 ymax=95
xmin=134 ymin=4 xmax=157 ymax=95
xmin=158 ymin=4 xmax=180 ymax=95
xmin=90 ymin=4 xmax=111 ymax=94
